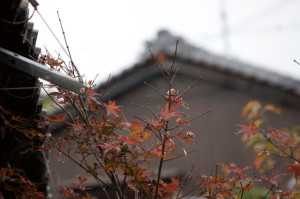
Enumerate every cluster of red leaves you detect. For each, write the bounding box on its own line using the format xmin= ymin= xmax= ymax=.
xmin=60 ymin=176 xmax=94 ymax=199
xmin=195 ymin=163 xmax=296 ymax=198
xmin=286 ymin=162 xmax=300 ymax=182
xmin=39 ymin=84 xmax=197 ymax=198
xmin=270 ymin=128 xmax=295 ymax=149
xmin=235 ymin=101 xmax=300 ymax=197
xmin=236 ymin=123 xmax=300 ymax=181
xmin=154 ymin=177 xmax=180 ymax=198
xmin=196 ymin=164 xmax=253 ymax=198
xmin=0 ymin=168 xmax=46 ymax=199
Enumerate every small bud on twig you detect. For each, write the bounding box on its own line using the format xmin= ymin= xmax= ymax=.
xmin=186 ymin=131 xmax=195 ymax=139
xmin=164 ymin=131 xmax=171 ymax=139
xmin=183 ymin=149 xmax=187 ymax=157
xmin=166 ymin=88 xmax=176 ymax=96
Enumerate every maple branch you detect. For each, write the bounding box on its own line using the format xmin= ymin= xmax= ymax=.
xmin=258 ymin=130 xmax=300 ymax=163
xmin=178 ymin=75 xmax=202 ymax=98
xmin=100 ymin=74 xmax=113 ymax=100
xmin=123 ymin=154 xmax=148 ymax=197
xmin=62 ymin=91 xmax=126 ymax=199
xmin=144 ymin=82 xmax=166 ymax=100
xmin=149 ymin=50 xmax=169 ymax=83
xmin=131 ymin=102 xmax=159 ymax=121
xmin=165 ymin=148 xmax=197 ymax=162
xmin=56 ymin=53 xmax=73 ymax=75
xmin=170 ymin=67 xmax=179 ymax=85
xmin=262 ymin=185 xmax=274 ymax=199
xmin=68 ymin=96 xmax=89 ymax=125
xmin=129 ymin=114 xmax=161 ymax=139
xmin=154 ymin=62 xmax=175 ymax=198
xmin=169 ymin=40 xmax=179 ymax=74
xmin=176 ymin=164 xmax=195 ymax=199
xmin=57 ymin=12 xmax=91 ymax=122
xmin=168 ymin=109 xmax=212 ymax=131
xmin=154 ymin=138 xmax=166 ymax=199
xmin=54 ymin=146 xmax=111 ymax=199
xmin=42 ymin=87 xmax=75 ymax=124
xmin=57 ymin=11 xmax=82 ymax=83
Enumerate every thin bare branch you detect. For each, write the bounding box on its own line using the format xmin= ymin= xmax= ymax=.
xmin=176 ymin=164 xmax=195 ymax=199
xmin=170 ymin=40 xmax=179 ymax=73
xmin=168 ymin=109 xmax=212 ymax=131
xmin=144 ymin=82 xmax=166 ymax=100
xmin=54 ymin=146 xmax=111 ymax=199
xmin=42 ymin=87 xmax=76 ymax=124
xmin=131 ymin=102 xmax=159 ymax=121
xmin=170 ymin=67 xmax=179 ymax=84
xmin=57 ymin=11 xmax=83 ymax=83
xmin=178 ymin=76 xmax=202 ymax=98
xmin=149 ymin=50 xmax=169 ymax=82
xmin=165 ymin=148 xmax=198 ymax=162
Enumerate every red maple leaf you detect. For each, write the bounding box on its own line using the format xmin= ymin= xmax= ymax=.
xmin=86 ymin=88 xmax=101 ymax=102
xmin=147 ymin=119 xmax=163 ymax=129
xmin=236 ymin=122 xmax=260 ymax=139
xmin=160 ymin=104 xmax=181 ymax=121
xmin=286 ymin=162 xmax=300 ymax=181
xmin=261 ymin=174 xmax=282 ymax=186
xmin=222 ymin=163 xmax=250 ymax=175
xmin=271 ymin=129 xmax=295 ymax=149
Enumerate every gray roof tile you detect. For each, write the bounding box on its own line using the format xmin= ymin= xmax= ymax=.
xmin=136 ymin=30 xmax=300 ymax=95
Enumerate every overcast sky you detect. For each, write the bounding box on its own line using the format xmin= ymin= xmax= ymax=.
xmin=30 ymin=0 xmax=300 ymax=83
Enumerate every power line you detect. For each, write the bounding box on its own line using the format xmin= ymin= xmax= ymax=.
xmin=231 ymin=0 xmax=298 ymax=34
xmin=203 ymin=0 xmax=299 ymax=41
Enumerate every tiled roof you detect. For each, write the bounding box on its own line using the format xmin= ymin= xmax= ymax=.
xmin=102 ymin=30 xmax=300 ymax=96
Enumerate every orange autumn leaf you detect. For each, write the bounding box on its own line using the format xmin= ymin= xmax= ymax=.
xmin=46 ymin=111 xmax=66 ymax=123
xmin=71 ymin=182 xmax=87 ymax=191
xmin=60 ymin=187 xmax=75 ymax=197
xmin=105 ymin=101 xmax=122 ymax=117
xmin=254 ymin=154 xmax=267 ymax=168
xmin=242 ymin=100 xmax=261 ymax=117
xmin=162 ymin=177 xmax=179 ymax=194
xmin=263 ymin=104 xmax=281 ymax=114
xmin=77 ymin=175 xmax=88 ymax=184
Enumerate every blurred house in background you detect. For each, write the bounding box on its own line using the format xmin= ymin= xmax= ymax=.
xmin=50 ymin=30 xmax=300 ymax=197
